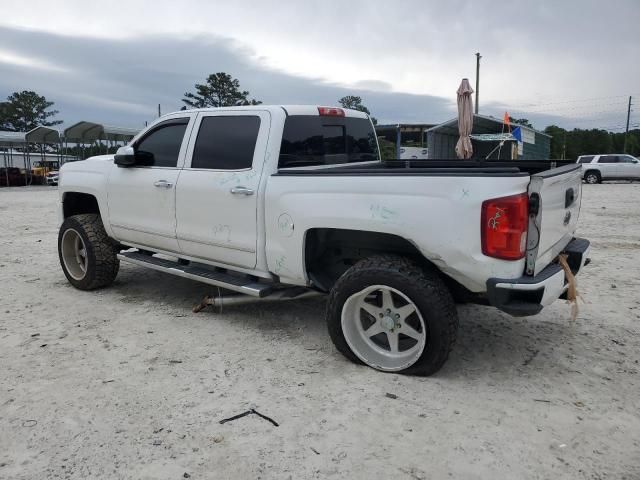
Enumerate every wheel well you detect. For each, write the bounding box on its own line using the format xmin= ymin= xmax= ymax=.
xmin=303 ymin=228 xmax=473 ymax=300
xmin=584 ymin=169 xmax=601 ymax=179
xmin=63 ymin=192 xmax=100 ymax=218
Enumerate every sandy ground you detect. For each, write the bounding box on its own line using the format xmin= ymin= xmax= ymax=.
xmin=0 ymin=184 xmax=639 ymax=480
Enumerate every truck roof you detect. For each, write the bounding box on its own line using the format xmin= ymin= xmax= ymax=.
xmin=174 ymin=105 xmax=370 ymax=119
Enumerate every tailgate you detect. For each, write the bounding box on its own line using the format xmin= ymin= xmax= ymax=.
xmin=526 ymin=164 xmax=583 ymax=276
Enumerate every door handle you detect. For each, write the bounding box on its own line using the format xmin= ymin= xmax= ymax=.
xmin=153 ymin=180 xmax=173 ymax=188
xmin=230 ymin=186 xmax=254 ymax=195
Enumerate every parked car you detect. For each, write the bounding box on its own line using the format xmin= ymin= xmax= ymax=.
xmin=400 ymin=146 xmax=429 ymax=159
xmin=57 ymin=105 xmax=590 ymax=375
xmin=577 ymin=154 xmax=640 ymax=184
xmin=0 ymin=167 xmax=25 ymax=186
xmin=46 ymin=170 xmax=59 ymax=186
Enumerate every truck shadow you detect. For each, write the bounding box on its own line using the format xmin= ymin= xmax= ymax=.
xmin=112 ymin=266 xmax=581 ymax=380
xmin=441 ymin=304 xmax=582 ymax=380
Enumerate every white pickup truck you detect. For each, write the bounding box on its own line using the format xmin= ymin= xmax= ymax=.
xmin=58 ymin=105 xmax=590 ymax=375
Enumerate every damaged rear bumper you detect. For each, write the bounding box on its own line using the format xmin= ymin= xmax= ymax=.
xmin=486 ymin=237 xmax=590 ymax=317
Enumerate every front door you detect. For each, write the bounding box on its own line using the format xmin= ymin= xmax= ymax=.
xmin=107 ymin=115 xmax=195 ymax=252
xmin=175 ymin=110 xmax=270 ymax=269
xmin=617 ymin=155 xmax=640 ymax=179
xmin=596 ymin=155 xmax=619 ymax=179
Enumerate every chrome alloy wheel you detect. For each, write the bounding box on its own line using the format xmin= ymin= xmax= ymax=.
xmin=585 ymin=173 xmax=599 ymax=184
xmin=341 ymin=285 xmax=427 ymax=371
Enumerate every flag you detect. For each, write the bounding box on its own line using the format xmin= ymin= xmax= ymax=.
xmin=503 ymin=111 xmax=511 ymax=126
xmin=511 ymin=126 xmax=522 ymax=142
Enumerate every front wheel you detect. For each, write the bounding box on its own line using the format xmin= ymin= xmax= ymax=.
xmin=326 ymin=255 xmax=459 ymax=376
xmin=584 ymin=172 xmax=600 ymax=184
xmin=58 ymin=214 xmax=119 ymax=290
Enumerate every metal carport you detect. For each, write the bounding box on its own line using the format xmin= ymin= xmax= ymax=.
xmin=63 ymin=122 xmax=139 ymax=159
xmin=1 ymin=131 xmax=27 ymax=186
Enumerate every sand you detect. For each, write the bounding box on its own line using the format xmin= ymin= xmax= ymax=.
xmin=0 ymin=183 xmax=639 ymax=479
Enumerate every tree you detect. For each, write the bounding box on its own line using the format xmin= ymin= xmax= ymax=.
xmin=182 ymin=72 xmax=261 ymax=108
xmin=0 ymin=102 xmax=9 ymax=130
xmin=338 ymin=95 xmax=377 ymax=125
xmin=509 ymin=117 xmax=533 ymax=128
xmin=0 ymin=91 xmax=62 ymax=132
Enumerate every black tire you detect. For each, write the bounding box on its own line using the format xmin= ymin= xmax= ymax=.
xmin=584 ymin=171 xmax=601 ymax=184
xmin=326 ymin=254 xmax=459 ymax=376
xmin=58 ymin=214 xmax=119 ymax=290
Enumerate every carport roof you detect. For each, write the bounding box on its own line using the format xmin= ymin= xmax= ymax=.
xmin=63 ymin=122 xmax=139 ymax=143
xmin=0 ymin=130 xmax=26 ymax=145
xmin=25 ymin=126 xmax=61 ymax=143
xmin=427 ymin=114 xmax=551 ymax=138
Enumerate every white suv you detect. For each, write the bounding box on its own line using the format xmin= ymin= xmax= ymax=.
xmin=577 ymin=154 xmax=640 ymax=184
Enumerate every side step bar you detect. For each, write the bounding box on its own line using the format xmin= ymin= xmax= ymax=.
xmin=117 ymin=251 xmax=273 ymax=297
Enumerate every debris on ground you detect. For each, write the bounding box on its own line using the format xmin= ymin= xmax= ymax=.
xmin=558 ymin=254 xmax=580 ymax=321
xmin=219 ymin=408 xmax=279 ymax=427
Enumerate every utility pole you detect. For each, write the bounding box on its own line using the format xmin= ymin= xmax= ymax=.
xmin=475 ymin=52 xmax=481 ymax=114
xmin=158 ymin=104 xmax=162 ymax=118
xmin=623 ymin=96 xmax=632 ymax=153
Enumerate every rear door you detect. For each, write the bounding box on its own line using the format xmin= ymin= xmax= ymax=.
xmin=526 ymin=164 xmax=583 ymax=275
xmin=175 ymin=110 xmax=270 ymax=269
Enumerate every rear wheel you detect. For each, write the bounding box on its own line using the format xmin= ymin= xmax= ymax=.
xmin=58 ymin=214 xmax=119 ymax=290
xmin=584 ymin=171 xmax=601 ymax=184
xmin=326 ymin=255 xmax=458 ymax=376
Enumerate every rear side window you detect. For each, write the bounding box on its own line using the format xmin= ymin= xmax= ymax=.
xmin=135 ymin=120 xmax=188 ymax=167
xmin=191 ymin=116 xmax=261 ymax=170
xmin=578 ymin=156 xmax=594 ymax=163
xmin=279 ymin=116 xmax=378 ymax=168
xmin=598 ymin=155 xmax=619 ymax=163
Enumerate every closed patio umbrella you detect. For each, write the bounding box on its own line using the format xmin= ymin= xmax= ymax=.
xmin=455 ymin=78 xmax=474 ymax=159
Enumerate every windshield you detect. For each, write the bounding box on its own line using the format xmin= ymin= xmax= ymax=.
xmin=279 ymin=116 xmax=379 ymax=168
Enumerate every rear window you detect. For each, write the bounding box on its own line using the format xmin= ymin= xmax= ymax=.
xmin=578 ymin=156 xmax=594 ymax=163
xmin=598 ymin=155 xmax=619 ymax=164
xmin=278 ymin=116 xmax=378 ymax=168
xmin=191 ymin=116 xmax=260 ymax=170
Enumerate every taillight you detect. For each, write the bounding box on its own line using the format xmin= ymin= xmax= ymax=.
xmin=481 ymin=193 xmax=529 ymax=260
xmin=318 ymin=106 xmax=345 ymax=117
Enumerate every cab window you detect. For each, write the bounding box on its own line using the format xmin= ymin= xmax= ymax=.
xmin=134 ymin=119 xmax=189 ymax=167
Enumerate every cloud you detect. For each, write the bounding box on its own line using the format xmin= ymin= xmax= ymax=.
xmin=0 ymin=26 xmax=455 ymax=128
xmin=0 ymin=0 xmax=638 ymax=132
xmin=0 ymin=49 xmax=68 ymax=73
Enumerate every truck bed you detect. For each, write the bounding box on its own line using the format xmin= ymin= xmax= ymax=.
xmin=276 ymin=159 xmax=576 ymax=177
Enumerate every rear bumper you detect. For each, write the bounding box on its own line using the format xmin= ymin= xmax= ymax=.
xmin=486 ymin=237 xmax=590 ymax=317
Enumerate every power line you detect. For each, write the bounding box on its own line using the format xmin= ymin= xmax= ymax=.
xmin=510 ymin=101 xmax=629 ymax=114
xmin=507 ymin=93 xmax=640 ymax=110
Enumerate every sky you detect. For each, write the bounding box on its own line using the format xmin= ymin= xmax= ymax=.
xmin=0 ymin=0 xmax=638 ymax=132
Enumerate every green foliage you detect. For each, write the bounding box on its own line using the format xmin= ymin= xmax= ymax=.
xmin=182 ymin=72 xmax=261 ymax=108
xmin=338 ymin=95 xmax=377 ymax=125
xmin=378 ymin=137 xmax=396 ymax=160
xmin=0 ymin=91 xmax=62 ymax=132
xmin=544 ymin=125 xmax=640 ymax=159
xmin=509 ymin=117 xmax=533 ymax=128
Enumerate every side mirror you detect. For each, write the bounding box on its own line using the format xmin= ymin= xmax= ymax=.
xmin=114 ymin=146 xmax=136 ymax=167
